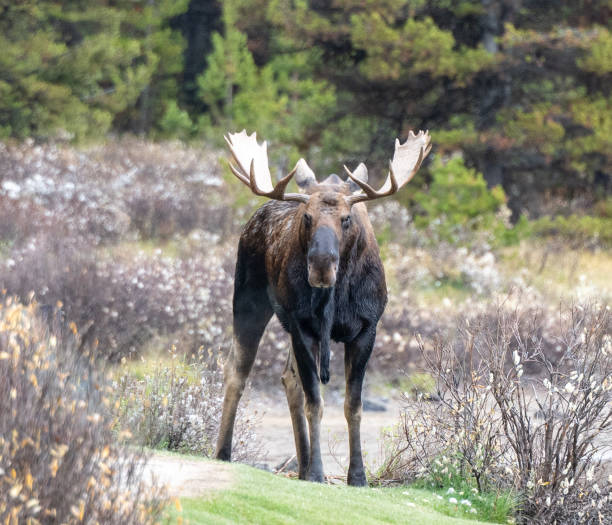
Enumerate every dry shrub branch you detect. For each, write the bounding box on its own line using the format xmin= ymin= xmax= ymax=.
xmin=374 ymin=302 xmax=612 ymax=524
xmin=112 ymin=346 xmax=264 ymax=463
xmin=0 ymin=298 xmax=165 ymax=524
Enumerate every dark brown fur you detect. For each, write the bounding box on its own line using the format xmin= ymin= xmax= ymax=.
xmin=216 ymin=180 xmax=387 ymax=485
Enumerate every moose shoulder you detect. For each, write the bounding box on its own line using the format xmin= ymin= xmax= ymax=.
xmin=216 ymin=130 xmax=432 ymax=485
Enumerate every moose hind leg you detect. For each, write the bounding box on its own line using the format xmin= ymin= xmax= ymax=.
xmin=291 ymin=331 xmax=324 ymax=482
xmin=344 ymin=327 xmax=376 ymax=486
xmin=281 ymin=351 xmax=310 ymax=479
xmin=216 ymin=287 xmax=272 ymax=461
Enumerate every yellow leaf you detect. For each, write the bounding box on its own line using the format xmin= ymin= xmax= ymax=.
xmin=69 ymin=322 xmax=78 ymax=335
xmin=25 ymin=472 xmax=33 ymax=490
xmin=49 ymin=459 xmax=58 ymax=478
xmin=50 ymin=444 xmax=69 ymax=458
xmin=29 ymin=374 xmax=38 ymax=388
xmin=99 ymin=461 xmax=111 ymax=475
xmin=9 ymin=483 xmax=21 ymax=498
xmin=174 ymin=498 xmax=182 ymax=512
xmin=86 ymin=476 xmax=96 ymax=491
xmin=0 ymin=352 xmax=9 ymax=359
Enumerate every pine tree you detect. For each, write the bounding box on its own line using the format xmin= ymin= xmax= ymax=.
xmin=0 ymin=0 xmax=188 ymax=140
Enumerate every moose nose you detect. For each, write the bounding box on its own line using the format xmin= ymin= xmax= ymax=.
xmin=307 ymin=260 xmax=338 ymax=288
xmin=307 ymin=226 xmax=339 ymax=288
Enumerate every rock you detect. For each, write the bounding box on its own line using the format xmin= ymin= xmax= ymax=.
xmin=275 ymin=455 xmax=298 ymax=473
xmin=362 ymin=398 xmax=387 ymax=412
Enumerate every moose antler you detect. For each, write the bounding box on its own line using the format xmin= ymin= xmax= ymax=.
xmin=225 ymin=130 xmax=310 ymax=203
xmin=344 ymin=130 xmax=432 ymax=205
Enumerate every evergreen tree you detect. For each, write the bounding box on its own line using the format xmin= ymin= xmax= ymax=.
xmin=261 ymin=0 xmax=611 ymax=215
xmin=0 ymin=0 xmax=188 ymax=140
xmin=196 ymin=5 xmax=285 ymax=137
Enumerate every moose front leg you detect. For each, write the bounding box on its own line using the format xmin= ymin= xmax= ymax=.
xmin=291 ymin=329 xmax=324 ymax=482
xmin=281 ymin=351 xmax=310 ymax=479
xmin=216 ymin=284 xmax=272 ymax=461
xmin=344 ymin=327 xmax=376 ymax=486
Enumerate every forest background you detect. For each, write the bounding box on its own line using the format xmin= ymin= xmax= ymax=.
xmin=1 ymin=4 xmax=612 ymax=522
xmin=2 ymin=0 xmax=611 ymax=227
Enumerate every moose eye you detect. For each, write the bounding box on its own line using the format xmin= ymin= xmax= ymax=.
xmin=303 ymin=213 xmax=312 ymax=228
xmin=341 ymin=215 xmax=351 ymax=230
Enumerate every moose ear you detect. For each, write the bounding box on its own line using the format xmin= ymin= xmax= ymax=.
xmin=295 ymin=158 xmax=317 ymax=191
xmin=345 ymin=163 xmax=368 ymax=193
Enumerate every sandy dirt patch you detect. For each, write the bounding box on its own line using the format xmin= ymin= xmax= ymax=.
xmin=144 ymin=455 xmax=234 ymax=498
xmin=256 ymin=397 xmax=403 ymax=476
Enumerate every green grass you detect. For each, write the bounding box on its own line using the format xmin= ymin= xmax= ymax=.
xmin=167 ymin=459 xmax=503 ymax=525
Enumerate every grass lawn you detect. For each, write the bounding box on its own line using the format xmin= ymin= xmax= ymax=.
xmin=168 ymin=460 xmax=502 ymax=525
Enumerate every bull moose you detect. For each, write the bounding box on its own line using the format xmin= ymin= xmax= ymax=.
xmin=215 ymin=129 xmax=432 ymax=485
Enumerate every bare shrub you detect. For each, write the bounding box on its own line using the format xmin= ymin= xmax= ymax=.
xmin=0 ymin=139 xmax=234 ymax=246
xmin=0 ymin=298 xmax=165 ymax=524
xmin=112 ymin=346 xmax=264 ymax=463
xmin=373 ymin=302 xmax=612 ymax=524
xmin=0 ymin=237 xmax=235 ymax=361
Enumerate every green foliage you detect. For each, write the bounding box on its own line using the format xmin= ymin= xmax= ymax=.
xmin=197 ymin=4 xmax=285 ymax=141
xmin=350 ymin=14 xmax=496 ymax=85
xmin=501 ymin=104 xmax=566 ymax=157
xmin=398 ymin=372 xmax=436 ymax=398
xmin=577 ymin=26 xmax=612 ymax=74
xmin=567 ymin=95 xmax=612 ymax=170
xmin=413 ymin=157 xmax=511 ymax=243
xmin=1 ymin=0 xmax=610 ymax=221
xmin=530 ymin=214 xmax=612 ymax=248
xmin=433 ymin=115 xmax=478 ymax=153
xmin=157 ymin=101 xmax=194 ymax=139
xmin=0 ymin=0 xmax=187 ymax=140
xmin=412 ymin=477 xmax=518 ymax=524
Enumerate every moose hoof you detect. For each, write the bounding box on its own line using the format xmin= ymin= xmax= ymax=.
xmin=306 ymin=470 xmax=325 ymax=483
xmin=347 ymin=470 xmax=367 ymax=487
xmin=215 ymin=448 xmax=232 ymax=462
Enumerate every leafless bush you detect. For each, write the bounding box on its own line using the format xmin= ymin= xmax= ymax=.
xmin=0 ymin=298 xmax=165 ymax=524
xmin=112 ymin=346 xmax=264 ymax=463
xmin=373 ymin=302 xmax=612 ymax=524
xmin=0 ymin=236 xmax=235 ymax=361
xmin=0 ymin=139 xmax=234 ymax=246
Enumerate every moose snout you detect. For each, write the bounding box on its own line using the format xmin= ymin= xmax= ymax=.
xmin=307 ymin=256 xmax=338 ymax=288
xmin=307 ymin=226 xmax=339 ymax=288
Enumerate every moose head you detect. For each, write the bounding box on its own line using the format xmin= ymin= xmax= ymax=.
xmin=225 ymin=129 xmax=432 ymax=289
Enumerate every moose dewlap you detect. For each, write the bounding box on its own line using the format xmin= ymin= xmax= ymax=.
xmin=216 ymin=129 xmax=431 ymax=485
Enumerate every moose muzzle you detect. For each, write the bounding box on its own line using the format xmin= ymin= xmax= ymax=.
xmin=307 ymin=226 xmax=339 ymax=288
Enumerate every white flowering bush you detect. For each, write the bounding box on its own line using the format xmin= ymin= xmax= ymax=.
xmin=373 ymin=302 xmax=612 ymax=524
xmin=0 ymin=237 xmax=236 ymax=361
xmin=0 ymin=139 xmax=234 ymax=246
xmin=112 ymin=346 xmax=263 ymax=463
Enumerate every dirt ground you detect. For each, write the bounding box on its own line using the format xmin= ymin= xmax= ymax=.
xmin=144 ymin=455 xmax=234 ymax=497
xmin=144 ymin=389 xmax=612 ymax=498
xmin=254 ymin=395 xmax=403 ymax=477
xmin=144 ymin=393 xmax=403 ymax=497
